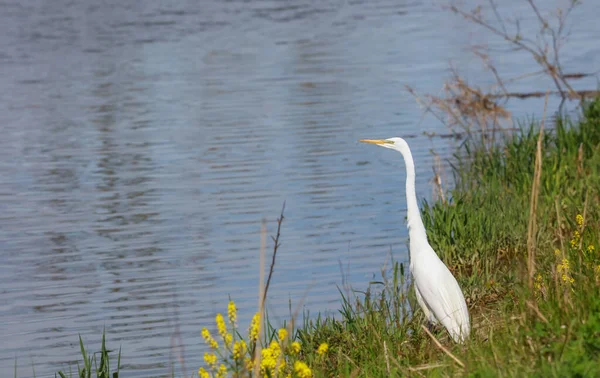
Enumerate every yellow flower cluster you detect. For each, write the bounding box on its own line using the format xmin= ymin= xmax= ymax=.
xmin=216 ymin=364 xmax=227 ymax=378
xmin=214 ymin=313 xmax=233 ymax=348
xmin=278 ymin=327 xmax=288 ymax=341
xmin=228 ymin=300 xmax=237 ymax=325
xmin=576 ymin=214 xmax=584 ymax=226
xmin=588 ymin=245 xmax=595 ymax=253
xmin=216 ymin=314 xmax=227 ymax=337
xmin=249 ymin=312 xmax=261 ymax=341
xmin=233 ymin=340 xmax=247 ymax=360
xmin=558 ymin=258 xmax=569 ymax=271
xmin=204 ymin=352 xmax=217 ymax=367
xmin=199 ymin=364 xmax=228 ymax=378
xmin=198 ymin=300 xmax=326 ymax=378
xmin=534 ymin=273 xmax=543 ymax=291
xmin=200 ymin=308 xmax=235 ymax=377
xmin=260 ymin=340 xmax=286 ymax=376
xmin=201 ymin=327 xmax=219 ymax=349
xmin=570 ymin=230 xmax=580 ymax=248
xmin=294 ymin=361 xmax=313 ymax=378
xmin=557 ymin=258 xmax=575 ymax=284
xmin=317 ymin=343 xmax=329 ymax=355
xmin=290 ymin=341 xmax=301 ymax=355
xmin=198 ymin=367 xmax=210 ymax=378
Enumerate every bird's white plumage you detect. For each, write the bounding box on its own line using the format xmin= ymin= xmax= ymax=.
xmin=411 ymin=243 xmax=470 ymax=342
xmin=360 ymin=137 xmax=470 ymax=343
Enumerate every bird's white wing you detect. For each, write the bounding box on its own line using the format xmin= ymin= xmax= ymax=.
xmin=414 ymin=282 xmax=438 ymax=325
xmin=413 ymin=250 xmax=470 ymax=343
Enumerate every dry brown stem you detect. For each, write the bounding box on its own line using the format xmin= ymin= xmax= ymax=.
xmin=526 ymin=92 xmax=548 ymax=290
xmin=420 ymin=325 xmax=465 ymax=368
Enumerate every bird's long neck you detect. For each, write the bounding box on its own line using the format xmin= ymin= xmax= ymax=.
xmin=401 ymin=148 xmax=428 ymax=248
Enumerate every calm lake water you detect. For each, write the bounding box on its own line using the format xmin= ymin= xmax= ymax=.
xmin=1 ymin=0 xmax=598 ymax=376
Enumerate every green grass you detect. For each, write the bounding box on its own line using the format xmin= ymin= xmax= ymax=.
xmin=56 ymin=330 xmax=120 ymax=378
xmin=59 ymin=99 xmax=600 ymax=377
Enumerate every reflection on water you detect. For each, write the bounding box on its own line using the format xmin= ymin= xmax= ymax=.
xmin=1 ymin=0 xmax=598 ymax=376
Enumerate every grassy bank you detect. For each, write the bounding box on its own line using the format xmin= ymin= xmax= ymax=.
xmin=60 ymin=99 xmax=600 ymax=377
xmin=323 ymin=99 xmax=600 ymax=377
xmin=282 ymin=99 xmax=600 ymax=377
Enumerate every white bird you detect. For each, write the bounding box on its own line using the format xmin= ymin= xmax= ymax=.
xmin=360 ymin=137 xmax=470 ymax=343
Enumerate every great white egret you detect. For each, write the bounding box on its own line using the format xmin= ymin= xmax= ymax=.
xmin=360 ymin=137 xmax=470 ymax=343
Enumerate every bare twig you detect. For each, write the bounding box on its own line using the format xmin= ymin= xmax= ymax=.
xmin=489 ymin=0 xmax=507 ymax=35
xmin=525 ymin=300 xmax=549 ymax=324
xmin=407 ymin=363 xmax=448 ymax=372
xmin=473 ymin=48 xmax=508 ymax=96
xmin=254 ymin=203 xmax=287 ymax=376
xmin=421 ymin=325 xmax=465 ymax=368
xmin=262 ymin=201 xmax=286 ymax=305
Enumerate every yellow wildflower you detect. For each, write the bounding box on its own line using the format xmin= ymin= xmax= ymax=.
xmin=233 ymin=340 xmax=247 ymax=360
xmin=554 ymin=249 xmax=561 ymax=256
xmin=278 ymin=358 xmax=287 ymax=374
xmin=576 ymin=214 xmax=584 ymax=226
xmin=216 ymin=313 xmax=227 ymax=338
xmin=198 ymin=367 xmax=210 ymax=378
xmin=294 ymin=360 xmax=313 ymax=378
xmin=278 ymin=328 xmax=288 ymax=341
xmin=561 ymin=274 xmax=575 ymax=284
xmin=290 ymin=341 xmax=301 ymax=354
xmin=269 ymin=340 xmax=281 ymax=357
xmin=534 ymin=273 xmax=542 ymax=290
xmin=216 ymin=364 xmax=227 ymax=378
xmin=557 ymin=259 xmax=574 ymax=284
xmin=224 ymin=333 xmax=233 ymax=348
xmin=260 ymin=346 xmax=276 ymax=374
xmin=227 ymin=300 xmax=237 ymax=325
xmin=317 ymin=343 xmax=329 ymax=355
xmin=588 ymin=245 xmax=595 ymax=253
xmin=260 ymin=340 xmax=285 ymax=376
xmin=249 ymin=312 xmax=260 ymax=341
xmin=201 ymin=327 xmax=219 ymax=349
xmin=244 ymin=357 xmax=253 ymax=371
xmin=557 ymin=258 xmax=570 ymax=272
xmin=204 ymin=352 xmax=218 ymax=367
xmin=570 ymin=231 xmax=580 ymax=248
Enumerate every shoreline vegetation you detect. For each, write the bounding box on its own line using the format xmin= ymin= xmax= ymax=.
xmin=58 ymin=99 xmax=600 ymax=377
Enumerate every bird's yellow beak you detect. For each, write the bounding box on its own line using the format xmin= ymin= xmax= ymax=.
xmin=359 ymin=139 xmax=394 ymax=145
